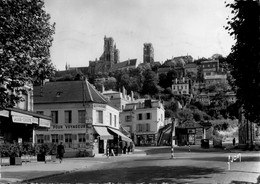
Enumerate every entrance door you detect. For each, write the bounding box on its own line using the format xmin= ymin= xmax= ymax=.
xmin=99 ymin=139 xmax=104 ymax=153
xmin=65 ymin=134 xmax=72 ymax=148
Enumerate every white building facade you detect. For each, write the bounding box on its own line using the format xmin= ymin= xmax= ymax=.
xmin=34 ymin=80 xmax=131 ymax=156
xmin=120 ymin=99 xmax=165 ymax=146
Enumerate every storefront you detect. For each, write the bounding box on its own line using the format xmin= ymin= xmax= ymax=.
xmin=93 ymin=125 xmax=132 ymax=155
xmin=135 ymin=133 xmax=157 ymax=146
xmin=35 ymin=124 xmax=133 ymax=156
xmin=0 ymin=108 xmax=51 ymax=144
xmin=176 ymin=121 xmax=210 ymax=146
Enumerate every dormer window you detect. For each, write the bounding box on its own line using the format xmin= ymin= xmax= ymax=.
xmin=56 ymin=92 xmax=62 ymax=97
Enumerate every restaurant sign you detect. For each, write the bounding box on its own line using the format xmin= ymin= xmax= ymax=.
xmin=0 ymin=110 xmax=9 ymax=117
xmin=12 ymin=115 xmax=33 ymax=124
xmin=39 ymin=118 xmax=51 ymax=128
xmin=50 ymin=124 xmax=87 ymax=130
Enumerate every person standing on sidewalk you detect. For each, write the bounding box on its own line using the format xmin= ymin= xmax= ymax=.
xmin=57 ymin=142 xmax=65 ymax=163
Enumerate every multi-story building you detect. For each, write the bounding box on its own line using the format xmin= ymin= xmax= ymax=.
xmin=200 ymin=60 xmax=219 ymax=76
xmin=204 ymin=74 xmax=227 ymax=85
xmin=120 ymin=99 xmax=165 ymax=146
xmin=172 ymin=78 xmax=190 ymax=95
xmin=102 ymin=87 xmax=135 ymax=111
xmin=34 ymin=80 xmax=131 ymax=156
xmin=195 ymin=91 xmax=237 ymax=106
xmin=0 ymin=83 xmax=51 ymax=144
xmin=143 ymin=43 xmax=154 ymax=64
xmin=185 ymin=62 xmax=198 ymax=75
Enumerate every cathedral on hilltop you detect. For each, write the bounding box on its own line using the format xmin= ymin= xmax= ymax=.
xmin=89 ymin=36 xmax=120 ymax=75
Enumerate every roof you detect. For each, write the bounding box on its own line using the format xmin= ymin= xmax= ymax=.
xmin=111 ymin=59 xmax=137 ymax=71
xmin=157 ymin=67 xmax=171 ymax=74
xmin=34 ymin=80 xmax=108 ymax=104
xmin=6 ymin=108 xmax=51 ymax=120
xmin=201 ymin=60 xmax=219 ymax=64
xmin=185 ymin=63 xmax=197 ymax=68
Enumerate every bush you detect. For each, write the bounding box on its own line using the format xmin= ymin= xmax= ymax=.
xmin=0 ymin=143 xmax=22 ymax=157
xmin=36 ymin=143 xmax=57 ymax=156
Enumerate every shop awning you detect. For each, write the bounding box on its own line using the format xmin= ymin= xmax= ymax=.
xmin=6 ymin=108 xmax=51 ymax=127
xmin=0 ymin=110 xmax=9 ymax=117
xmin=94 ymin=126 xmax=113 ymax=140
xmin=108 ymin=127 xmax=132 ymax=142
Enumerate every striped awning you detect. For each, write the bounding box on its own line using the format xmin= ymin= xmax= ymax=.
xmin=94 ymin=126 xmax=113 ymax=140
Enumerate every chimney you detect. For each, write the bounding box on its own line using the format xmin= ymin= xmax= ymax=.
xmin=122 ymin=86 xmax=126 ymax=98
xmin=131 ymin=91 xmax=134 ymax=101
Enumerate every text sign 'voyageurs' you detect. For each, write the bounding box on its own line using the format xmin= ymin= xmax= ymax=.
xmin=51 ymin=124 xmax=87 ymax=130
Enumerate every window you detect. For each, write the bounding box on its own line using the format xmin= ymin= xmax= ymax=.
xmin=110 ymin=113 xmax=112 ymax=125
xmin=136 ymin=124 xmax=142 ymax=132
xmin=138 ymin=113 xmax=142 ymax=120
xmin=65 ymin=110 xmax=72 ymax=124
xmin=146 ymin=123 xmax=150 ymax=132
xmin=51 ymin=111 xmax=58 ymax=124
xmin=125 ymin=115 xmax=132 ymax=122
xmin=97 ymin=110 xmax=103 ymax=124
xmin=65 ymin=134 xmax=72 ymax=143
xmin=51 ymin=134 xmax=58 ymax=143
xmin=37 ymin=134 xmax=44 ymax=143
xmin=36 ymin=111 xmax=44 ymax=115
xmin=72 ymin=134 xmax=77 ymax=141
xmin=44 ymin=135 xmax=50 ymax=141
xmin=78 ymin=110 xmax=86 ymax=124
xmin=114 ymin=115 xmax=117 ymax=127
xmin=58 ymin=134 xmax=63 ymax=141
xmin=78 ymin=134 xmax=86 ymax=143
xmin=146 ymin=113 xmax=151 ymax=120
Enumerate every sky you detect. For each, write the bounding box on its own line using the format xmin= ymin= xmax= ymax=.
xmin=44 ymin=0 xmax=235 ymax=71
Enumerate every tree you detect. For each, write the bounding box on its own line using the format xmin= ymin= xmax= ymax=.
xmin=141 ymin=69 xmax=159 ymax=96
xmin=177 ymin=108 xmax=194 ymax=125
xmin=158 ymin=73 xmax=167 ymax=89
xmin=0 ymin=0 xmax=55 ymax=108
xmin=226 ymin=1 xmax=260 ymax=124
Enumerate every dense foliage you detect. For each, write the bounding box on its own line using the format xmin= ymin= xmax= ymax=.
xmin=0 ymin=0 xmax=55 ymax=109
xmin=226 ymin=0 xmax=260 ymax=124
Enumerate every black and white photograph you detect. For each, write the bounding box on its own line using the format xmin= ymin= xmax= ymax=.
xmin=0 ymin=0 xmax=260 ymax=183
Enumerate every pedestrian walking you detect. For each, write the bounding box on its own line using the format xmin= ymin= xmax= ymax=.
xmin=57 ymin=142 xmax=65 ymax=163
xmin=233 ymin=138 xmax=236 ymax=146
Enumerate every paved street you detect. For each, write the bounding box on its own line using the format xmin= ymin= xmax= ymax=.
xmin=1 ymin=146 xmax=259 ymax=184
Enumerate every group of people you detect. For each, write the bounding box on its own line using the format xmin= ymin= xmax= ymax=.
xmin=106 ymin=142 xmax=134 ymax=156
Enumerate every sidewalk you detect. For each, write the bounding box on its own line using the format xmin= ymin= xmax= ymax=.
xmin=0 ymin=151 xmax=147 ymax=184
